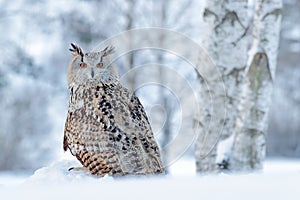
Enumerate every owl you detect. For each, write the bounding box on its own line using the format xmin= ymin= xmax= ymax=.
xmin=63 ymin=43 xmax=164 ymax=176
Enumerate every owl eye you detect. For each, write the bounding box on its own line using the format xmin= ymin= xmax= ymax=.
xmin=96 ymin=62 xmax=103 ymax=68
xmin=80 ymin=62 xmax=87 ymax=68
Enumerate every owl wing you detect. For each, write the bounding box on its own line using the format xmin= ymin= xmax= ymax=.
xmin=64 ymin=81 xmax=163 ymax=176
xmin=95 ymin=81 xmax=164 ymax=174
xmin=63 ymin=83 xmax=124 ymax=176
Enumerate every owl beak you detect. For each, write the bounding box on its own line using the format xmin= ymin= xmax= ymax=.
xmin=91 ymin=69 xmax=95 ymax=78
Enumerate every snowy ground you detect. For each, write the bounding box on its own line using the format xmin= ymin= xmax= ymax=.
xmin=0 ymin=158 xmax=299 ymax=200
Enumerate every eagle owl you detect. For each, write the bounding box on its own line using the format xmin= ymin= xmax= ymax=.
xmin=63 ymin=43 xmax=164 ymax=176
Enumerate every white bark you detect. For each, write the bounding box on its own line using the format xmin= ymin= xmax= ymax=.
xmin=195 ymin=0 xmax=249 ymax=172
xmin=248 ymin=0 xmax=282 ymax=80
xmin=231 ymin=0 xmax=282 ymax=170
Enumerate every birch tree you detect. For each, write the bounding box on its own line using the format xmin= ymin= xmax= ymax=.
xmin=195 ymin=0 xmax=282 ymax=172
xmin=195 ymin=0 xmax=249 ymax=172
xmin=230 ymin=0 xmax=282 ymax=171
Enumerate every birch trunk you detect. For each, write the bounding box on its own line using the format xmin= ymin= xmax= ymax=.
xmin=195 ymin=0 xmax=249 ymax=172
xmin=230 ymin=0 xmax=282 ymax=170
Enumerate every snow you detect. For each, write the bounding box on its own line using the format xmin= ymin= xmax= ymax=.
xmin=0 ymin=158 xmax=299 ymax=200
xmin=215 ymin=134 xmax=234 ymax=165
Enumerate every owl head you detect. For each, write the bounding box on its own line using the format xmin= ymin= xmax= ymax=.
xmin=67 ymin=43 xmax=117 ymax=87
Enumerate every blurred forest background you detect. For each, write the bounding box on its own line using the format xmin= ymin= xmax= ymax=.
xmin=0 ymin=0 xmax=299 ymax=172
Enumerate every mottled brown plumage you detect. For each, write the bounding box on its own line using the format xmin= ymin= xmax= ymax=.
xmin=63 ymin=43 xmax=164 ymax=176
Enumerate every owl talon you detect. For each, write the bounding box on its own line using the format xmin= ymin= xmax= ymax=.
xmin=68 ymin=167 xmax=88 ymax=172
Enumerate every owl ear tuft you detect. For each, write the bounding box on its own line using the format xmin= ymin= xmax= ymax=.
xmin=102 ymin=46 xmax=115 ymax=57
xmin=69 ymin=43 xmax=84 ymax=57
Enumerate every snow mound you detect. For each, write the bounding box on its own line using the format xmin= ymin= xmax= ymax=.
xmin=0 ymin=159 xmax=299 ymax=200
xmin=24 ymin=159 xmax=112 ymax=185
